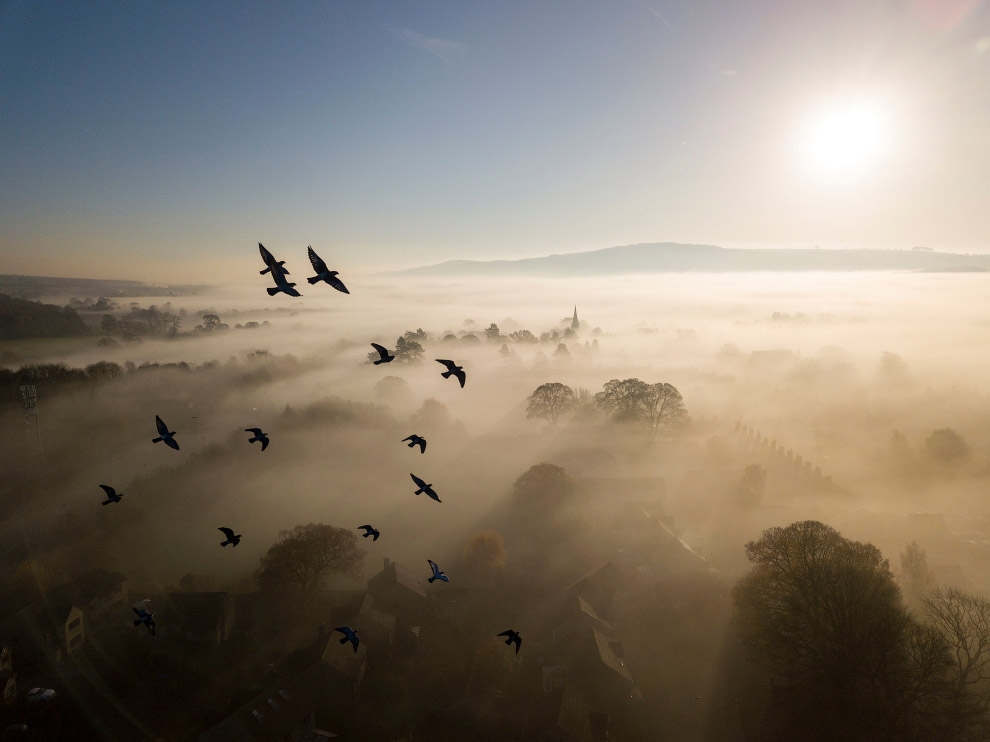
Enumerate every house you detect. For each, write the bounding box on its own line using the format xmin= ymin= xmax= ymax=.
xmin=0 ymin=604 xmax=84 ymax=664
xmin=198 ymin=676 xmax=315 ymax=742
xmin=354 ymin=593 xmax=396 ymax=649
xmin=366 ymin=558 xmax=426 ymax=622
xmin=566 ymin=563 xmax=626 ymax=622
xmin=552 ymin=592 xmax=611 ymax=649
xmin=164 ymin=592 xmax=235 ymax=646
xmin=569 ymin=628 xmax=636 ymax=708
xmin=294 ymin=633 xmax=366 ymax=727
xmin=53 ymin=569 xmax=127 ymax=624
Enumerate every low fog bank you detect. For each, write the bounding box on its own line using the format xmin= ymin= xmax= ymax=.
xmin=3 ymin=271 xmax=990 ymax=738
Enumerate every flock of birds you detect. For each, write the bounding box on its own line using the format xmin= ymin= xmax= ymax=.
xmin=100 ymin=243 xmax=522 ymax=653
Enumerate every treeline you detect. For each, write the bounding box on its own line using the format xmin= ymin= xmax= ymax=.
xmin=0 ymin=293 xmax=90 ymax=340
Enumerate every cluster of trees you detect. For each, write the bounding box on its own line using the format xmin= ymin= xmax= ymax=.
xmin=101 ymin=303 xmax=182 ymax=339
xmin=68 ymin=296 xmax=118 ymax=312
xmin=525 ymin=378 xmax=689 ymax=438
xmin=0 ymin=293 xmax=90 ymax=340
xmin=734 ymin=520 xmax=990 ymax=741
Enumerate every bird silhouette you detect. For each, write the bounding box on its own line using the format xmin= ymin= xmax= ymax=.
xmin=410 ymin=473 xmax=440 ymax=502
xmin=497 ymin=629 xmax=522 ymax=654
xmin=244 ymin=428 xmax=270 ymax=451
xmin=258 ymin=243 xmax=289 ymax=278
xmin=99 ymin=485 xmax=122 ymax=505
xmin=358 ymin=525 xmax=380 ymax=541
xmin=152 ymin=415 xmax=179 ymax=450
xmin=402 ymin=434 xmax=427 ymax=454
xmin=306 ymin=246 xmax=349 ymax=293
xmin=435 ymin=359 xmax=466 ymax=388
xmin=267 ymin=270 xmax=301 ymax=297
xmin=334 ymin=626 xmax=360 ymax=652
xmin=370 ymin=343 xmax=395 ymax=364
xmin=133 ymin=607 xmax=156 ymax=636
xmin=427 ymin=559 xmax=449 ymax=584
xmin=218 ymin=527 xmax=242 ymax=547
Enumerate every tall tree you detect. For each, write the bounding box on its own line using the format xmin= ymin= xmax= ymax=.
xmin=732 ymin=520 xmax=938 ymax=739
xmin=525 ymin=382 xmax=576 ymax=424
xmin=642 ymin=382 xmax=689 ymax=439
xmin=256 ymin=523 xmax=364 ymax=604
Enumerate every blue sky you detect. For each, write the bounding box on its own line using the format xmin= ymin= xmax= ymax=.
xmin=2 ymin=0 xmax=988 ymax=281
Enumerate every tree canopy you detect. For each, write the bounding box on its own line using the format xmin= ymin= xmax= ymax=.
xmin=594 ymin=378 xmax=688 ymax=438
xmin=525 ymin=382 xmax=576 ymax=424
xmin=256 ymin=523 xmax=364 ymax=604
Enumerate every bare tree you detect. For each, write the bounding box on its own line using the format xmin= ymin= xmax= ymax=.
xmin=643 ymin=382 xmax=688 ymax=439
xmin=525 ymin=382 xmax=576 ymax=424
xmin=899 ymin=541 xmax=934 ymax=612
xmin=924 ymin=588 xmax=990 ymax=719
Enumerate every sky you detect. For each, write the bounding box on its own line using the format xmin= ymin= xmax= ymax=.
xmin=1 ymin=0 xmax=988 ymax=282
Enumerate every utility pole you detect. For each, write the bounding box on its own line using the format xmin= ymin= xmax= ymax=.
xmin=19 ymin=384 xmax=42 ymax=454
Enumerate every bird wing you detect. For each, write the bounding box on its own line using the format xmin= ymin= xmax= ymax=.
xmin=327 ymin=275 xmax=349 ymax=294
xmin=358 ymin=525 xmax=373 ymax=532
xmin=428 ymin=559 xmax=440 ymax=575
xmin=454 ymin=369 xmax=466 ymax=388
xmin=155 ymin=415 xmax=168 ymax=435
xmin=307 ymin=246 xmax=329 ymax=274
xmin=133 ymin=607 xmax=148 ymax=618
xmin=259 ymin=243 xmax=276 ymax=266
xmin=218 ymin=527 xmax=235 ymax=538
xmin=411 ymin=473 xmax=426 ymax=488
xmin=334 ymin=626 xmax=352 ymax=637
xmin=260 ymin=438 xmax=269 ymax=450
xmin=165 ymin=437 xmax=180 ymax=451
xmin=426 ymin=488 xmax=441 ymax=502
xmin=402 ymin=435 xmax=415 ymax=443
xmin=371 ymin=343 xmax=390 ymax=359
xmin=99 ymin=485 xmax=115 ymax=496
xmin=418 ymin=439 xmax=427 ymax=453
xmin=245 ymin=428 xmax=262 ymax=435
xmin=435 ymin=359 xmax=456 ymax=371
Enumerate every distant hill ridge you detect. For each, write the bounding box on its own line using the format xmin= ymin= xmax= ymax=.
xmin=0 ymin=274 xmax=208 ymax=301
xmin=393 ymin=242 xmax=990 ymax=277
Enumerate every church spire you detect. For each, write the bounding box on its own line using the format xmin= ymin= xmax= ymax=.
xmin=571 ymin=305 xmax=579 ymax=330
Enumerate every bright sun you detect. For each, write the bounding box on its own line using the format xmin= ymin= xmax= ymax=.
xmin=802 ymin=103 xmax=888 ymax=179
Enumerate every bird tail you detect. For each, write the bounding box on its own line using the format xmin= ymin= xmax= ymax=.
xmin=414 ymin=488 xmax=424 ymax=495
xmin=441 ymin=370 xmax=452 ymax=378
xmin=134 ymin=619 xmax=141 ymax=626
xmin=266 ymin=286 xmax=280 ymax=296
xmin=339 ymin=636 xmax=348 ymax=645
xmin=504 ymin=637 xmax=512 ymax=645
xmin=428 ymin=576 xmax=436 ymax=583
xmin=152 ymin=436 xmax=162 ymax=443
xmin=221 ymin=541 xmax=229 ymax=547
xmin=260 ymin=267 xmax=271 ymax=275
xmin=307 ymin=276 xmax=320 ymax=284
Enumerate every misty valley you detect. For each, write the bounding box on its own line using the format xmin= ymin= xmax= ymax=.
xmin=1 ymin=271 xmax=989 ymax=741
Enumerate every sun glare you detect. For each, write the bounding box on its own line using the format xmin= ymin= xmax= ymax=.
xmin=802 ymin=103 xmax=888 ymax=179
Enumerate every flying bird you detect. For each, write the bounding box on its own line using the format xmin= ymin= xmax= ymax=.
xmin=370 ymin=343 xmax=395 ymax=364
xmin=133 ymin=607 xmax=156 ymax=636
xmin=99 ymin=485 xmax=122 ymax=505
xmin=267 ymin=270 xmax=301 ymax=297
xmin=258 ymin=242 xmax=289 ymax=278
xmin=410 ymin=473 xmax=440 ymax=502
xmin=244 ymin=428 xmax=269 ymax=451
xmin=427 ymin=559 xmax=449 ymax=584
xmin=402 ymin=434 xmax=427 ymax=454
xmin=358 ymin=525 xmax=380 ymax=541
xmin=306 ymin=246 xmax=350 ymax=294
xmin=497 ymin=629 xmax=522 ymax=654
xmin=218 ymin=527 xmax=242 ymax=547
xmin=334 ymin=626 xmax=360 ymax=652
xmin=435 ymin=359 xmax=466 ymax=388
xmin=152 ymin=415 xmax=179 ymax=450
